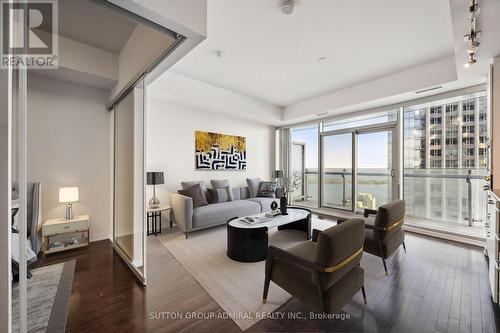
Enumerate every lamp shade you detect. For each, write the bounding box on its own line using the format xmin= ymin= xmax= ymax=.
xmin=59 ymin=187 xmax=79 ymax=203
xmin=147 ymin=172 xmax=164 ymax=185
xmin=273 ymin=170 xmax=284 ymax=178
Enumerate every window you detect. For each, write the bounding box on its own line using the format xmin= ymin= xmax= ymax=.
xmin=430 ymin=149 xmax=442 ymax=157
xmin=463 ymin=114 xmax=475 ymax=122
xmin=462 ymin=137 xmax=474 ymax=145
xmin=446 ymin=104 xmax=458 ymax=113
xmin=323 ymin=110 xmax=397 ymax=132
xmin=290 ymin=125 xmax=319 ymax=208
xmin=431 ymin=139 xmax=441 ymax=146
xmin=463 ymin=159 xmax=475 ymax=168
xmin=462 ymin=125 xmax=475 ymax=134
xmin=446 ymin=138 xmax=457 ymax=145
xmin=403 ymin=90 xmax=487 ymax=233
xmin=430 ymin=129 xmax=442 ymax=136
xmin=430 ymin=117 xmax=442 ymax=125
xmin=430 ymin=160 xmax=442 ymax=168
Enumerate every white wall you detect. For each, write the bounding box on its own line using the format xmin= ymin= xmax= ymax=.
xmin=146 ymin=99 xmax=276 ymax=204
xmin=27 ymin=74 xmax=113 ymax=242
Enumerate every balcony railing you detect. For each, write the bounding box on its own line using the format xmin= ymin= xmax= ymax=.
xmin=291 ymin=168 xmax=488 ymax=232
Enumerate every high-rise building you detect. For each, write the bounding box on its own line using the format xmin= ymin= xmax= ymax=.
xmin=404 ymin=92 xmax=488 ymax=170
xmin=404 ymin=92 xmax=488 ymax=226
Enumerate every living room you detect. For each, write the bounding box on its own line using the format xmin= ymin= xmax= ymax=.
xmin=3 ymin=0 xmax=500 ymax=332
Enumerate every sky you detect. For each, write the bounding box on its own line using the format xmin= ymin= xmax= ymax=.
xmin=291 ymin=128 xmax=390 ymax=169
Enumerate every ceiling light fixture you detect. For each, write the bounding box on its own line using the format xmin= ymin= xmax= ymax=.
xmin=464 ymin=53 xmax=477 ymax=68
xmin=463 ymin=0 xmax=480 ymax=68
xmin=317 ymin=56 xmax=327 ymax=61
xmin=280 ymin=0 xmax=296 ymax=15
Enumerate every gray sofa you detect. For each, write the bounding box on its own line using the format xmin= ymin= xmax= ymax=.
xmin=171 ymin=181 xmax=279 ymax=237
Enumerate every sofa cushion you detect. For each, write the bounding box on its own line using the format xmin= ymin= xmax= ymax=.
xmin=232 ymin=187 xmax=241 ymax=200
xmin=211 ymin=179 xmax=230 ymax=189
xmin=178 ymin=184 xmax=208 ymax=209
xmin=208 ymin=188 xmax=225 ymax=203
xmin=193 ymin=200 xmax=261 ymax=228
xmin=257 ymin=181 xmax=276 ymax=198
xmin=240 ymin=187 xmax=250 ymax=199
xmin=208 ymin=187 xmax=237 ymax=203
xmin=181 ymin=181 xmax=208 ymax=202
xmin=225 ymin=186 xmax=234 ymax=201
xmin=246 ymin=178 xmax=261 ymax=198
xmin=247 ymin=197 xmax=280 ymax=213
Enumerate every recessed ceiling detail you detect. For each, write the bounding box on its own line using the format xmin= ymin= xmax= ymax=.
xmin=170 ymin=0 xmax=455 ymax=106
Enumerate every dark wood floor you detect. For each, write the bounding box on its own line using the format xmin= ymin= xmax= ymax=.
xmin=37 ymin=225 xmax=500 ymax=332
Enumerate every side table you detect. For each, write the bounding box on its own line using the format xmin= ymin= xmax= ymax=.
xmin=146 ymin=205 xmax=171 ymax=236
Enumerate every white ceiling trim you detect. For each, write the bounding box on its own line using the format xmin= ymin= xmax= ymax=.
xmin=284 ymin=56 xmax=457 ymax=122
xmin=148 ymin=71 xmax=283 ymax=125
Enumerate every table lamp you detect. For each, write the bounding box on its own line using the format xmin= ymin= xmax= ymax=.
xmin=147 ymin=172 xmax=164 ymax=208
xmin=59 ymin=187 xmax=79 ymax=220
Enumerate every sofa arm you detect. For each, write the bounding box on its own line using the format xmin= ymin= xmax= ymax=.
xmin=170 ymin=193 xmax=193 ymax=232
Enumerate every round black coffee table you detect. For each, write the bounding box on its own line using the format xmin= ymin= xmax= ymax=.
xmin=226 ymin=207 xmax=311 ymax=262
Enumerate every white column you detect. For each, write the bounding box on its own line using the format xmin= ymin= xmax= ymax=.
xmin=493 ymin=58 xmax=500 ymax=188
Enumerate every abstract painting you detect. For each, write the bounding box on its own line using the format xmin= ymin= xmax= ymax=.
xmin=195 ymin=131 xmax=246 ymax=170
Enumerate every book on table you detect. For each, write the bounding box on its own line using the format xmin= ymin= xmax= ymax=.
xmin=239 ymin=216 xmax=271 ymax=225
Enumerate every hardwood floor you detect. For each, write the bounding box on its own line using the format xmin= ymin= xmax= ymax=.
xmin=37 ymin=224 xmax=500 ymax=332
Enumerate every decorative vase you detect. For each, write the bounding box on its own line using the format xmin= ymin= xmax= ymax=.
xmin=280 ymin=196 xmax=288 ymax=215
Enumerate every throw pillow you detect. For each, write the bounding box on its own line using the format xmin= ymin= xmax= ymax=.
xmin=210 ymin=179 xmax=230 ymax=189
xmin=257 ymin=181 xmax=277 ymax=198
xmin=181 ymin=181 xmax=208 ymax=202
xmin=246 ymin=178 xmax=261 ymax=198
xmin=225 ymin=186 xmax=234 ymax=201
xmin=178 ymin=184 xmax=208 ymax=208
xmin=207 ymin=188 xmax=229 ymax=203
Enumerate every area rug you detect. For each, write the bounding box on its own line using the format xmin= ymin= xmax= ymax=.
xmin=12 ymin=260 xmax=76 ymax=333
xmin=159 ymin=218 xmax=334 ymax=331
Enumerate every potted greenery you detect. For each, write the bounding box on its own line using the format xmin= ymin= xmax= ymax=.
xmin=275 ymin=171 xmax=301 ymax=215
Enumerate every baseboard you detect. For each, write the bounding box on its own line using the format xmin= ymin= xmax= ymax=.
xmin=90 ymin=234 xmax=112 ymax=243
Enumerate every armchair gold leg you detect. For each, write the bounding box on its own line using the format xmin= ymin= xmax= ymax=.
xmin=262 ymin=298 xmax=266 ymax=304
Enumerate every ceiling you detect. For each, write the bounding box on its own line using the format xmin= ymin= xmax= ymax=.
xmin=56 ymin=0 xmax=137 ymax=54
xmin=170 ymin=0 xmax=455 ymax=106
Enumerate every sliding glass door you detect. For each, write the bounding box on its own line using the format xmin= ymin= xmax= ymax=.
xmin=356 ymin=130 xmax=396 ymax=212
xmin=321 ymin=125 xmax=398 ymax=212
xmin=322 ymin=133 xmax=353 ymax=210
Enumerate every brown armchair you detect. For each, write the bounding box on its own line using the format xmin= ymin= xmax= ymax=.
xmin=262 ymin=219 xmax=366 ymax=314
xmin=363 ymin=200 xmax=406 ymax=275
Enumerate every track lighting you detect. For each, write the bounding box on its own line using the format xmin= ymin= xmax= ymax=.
xmin=464 ymin=0 xmax=480 ymax=68
xmin=464 ymin=53 xmax=477 ymax=68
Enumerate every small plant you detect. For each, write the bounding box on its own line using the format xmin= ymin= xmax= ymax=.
xmin=276 ymin=171 xmax=301 ymax=197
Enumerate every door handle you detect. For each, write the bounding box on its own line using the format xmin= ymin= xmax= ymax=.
xmin=391 ymin=169 xmax=395 ymax=177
